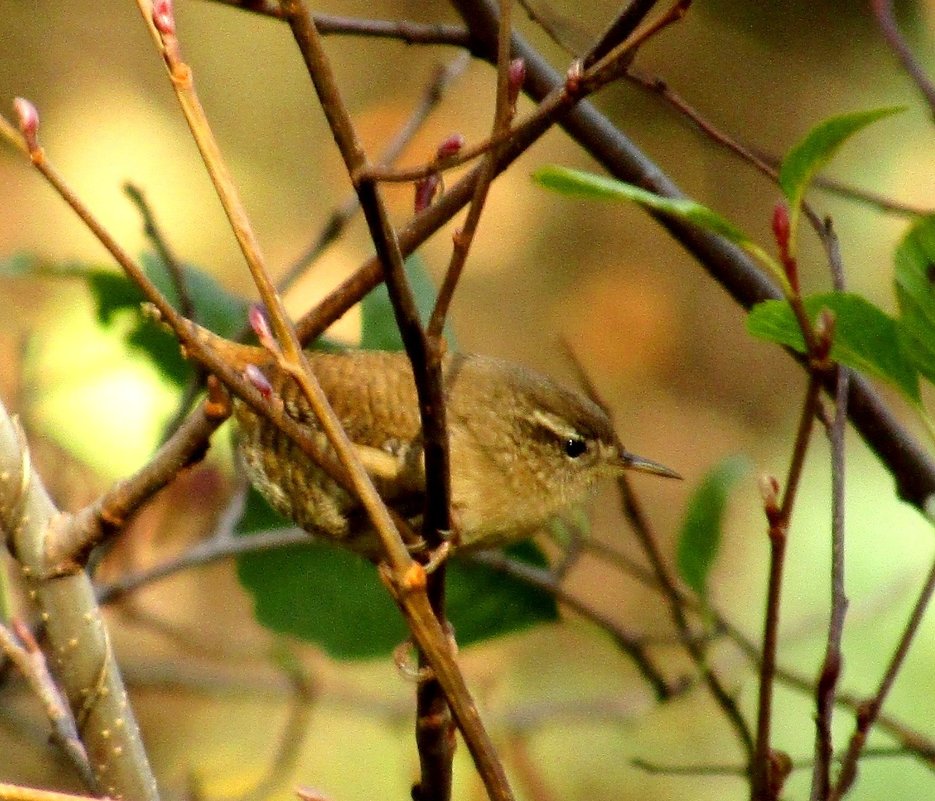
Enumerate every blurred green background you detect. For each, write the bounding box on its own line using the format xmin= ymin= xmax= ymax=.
xmin=1 ymin=1 xmax=934 ymax=799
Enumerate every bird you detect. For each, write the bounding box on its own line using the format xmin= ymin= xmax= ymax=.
xmin=213 ymin=339 xmax=679 ymax=558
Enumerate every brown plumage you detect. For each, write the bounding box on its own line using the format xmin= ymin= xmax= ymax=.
xmin=205 ymin=331 xmax=678 ymax=557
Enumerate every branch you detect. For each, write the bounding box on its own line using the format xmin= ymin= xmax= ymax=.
xmin=810 ymin=221 xmax=850 ymax=801
xmin=0 ymin=404 xmax=160 ymax=801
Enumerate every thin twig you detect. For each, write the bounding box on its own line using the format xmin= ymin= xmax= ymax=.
xmin=0 ymin=621 xmax=93 ymax=788
xmin=584 ymin=0 xmax=662 ymax=67
xmin=96 ymin=526 xmax=308 ymax=604
xmin=830 ymin=555 xmax=935 ymax=799
xmin=207 ymin=2 xmax=474 ymax=47
xmin=276 ymin=4 xmax=513 ymax=798
xmin=871 ymin=0 xmax=935 ymax=119
xmin=752 ymin=375 xmax=822 ymax=801
xmin=123 ymin=182 xmax=195 ymax=320
xmin=470 ymin=550 xmax=677 ymax=700
xmin=809 ymin=220 xmax=849 ymax=801
xmin=427 ymin=0 xmax=514 ymax=340
xmin=635 ymin=746 xmax=913 ymax=777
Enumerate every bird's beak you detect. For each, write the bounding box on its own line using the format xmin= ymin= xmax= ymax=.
xmin=620 ymin=450 xmax=682 ymax=480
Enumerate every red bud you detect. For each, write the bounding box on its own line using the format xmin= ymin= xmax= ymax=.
xmin=772 ymin=202 xmax=790 ymax=255
xmin=435 ymin=133 xmax=465 ymax=161
xmin=772 ymin=202 xmax=798 ymax=292
xmin=508 ymin=58 xmax=525 ymax=112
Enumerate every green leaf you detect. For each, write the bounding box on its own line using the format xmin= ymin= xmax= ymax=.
xmin=235 ymin=489 xmax=557 ymax=660
xmin=747 ymin=292 xmax=920 ymax=405
xmin=360 ymin=253 xmax=455 ymax=351
xmin=677 ymin=456 xmax=749 ymax=597
xmin=778 ymin=106 xmax=904 ymax=246
xmin=894 ymin=216 xmax=935 ymax=386
xmin=533 ymin=166 xmax=786 ymax=290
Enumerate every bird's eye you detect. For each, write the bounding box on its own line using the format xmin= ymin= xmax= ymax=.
xmin=563 ymin=436 xmax=588 ymax=458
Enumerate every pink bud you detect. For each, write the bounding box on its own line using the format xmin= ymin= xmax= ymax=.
xmin=414 ymin=174 xmax=441 ymax=213
xmin=13 ymin=97 xmax=39 ymax=152
xmin=435 ymin=133 xmax=465 ymax=161
xmin=152 ymin=0 xmax=176 ymax=36
xmin=249 ymin=304 xmax=275 ymax=350
xmin=244 ymin=364 xmax=273 ymax=401
xmin=508 ymin=58 xmax=525 ymax=112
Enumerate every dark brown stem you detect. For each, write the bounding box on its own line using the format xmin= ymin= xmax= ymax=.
xmin=417 ymin=4 xmax=514 ymax=796
xmin=752 ymin=376 xmax=822 ymax=800
xmin=276 ymin=0 xmax=453 ymax=548
xmin=276 ymin=4 xmax=511 ymax=799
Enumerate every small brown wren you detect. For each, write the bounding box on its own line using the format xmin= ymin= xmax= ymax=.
xmin=209 ymin=333 xmax=679 ymax=557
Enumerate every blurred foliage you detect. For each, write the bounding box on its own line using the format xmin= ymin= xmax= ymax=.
xmin=676 ymin=455 xmax=749 ymax=598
